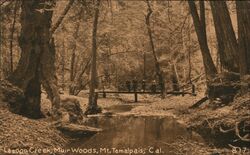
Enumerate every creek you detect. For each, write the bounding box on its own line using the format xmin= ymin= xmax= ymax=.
xmin=67 ymin=104 xmax=204 ymax=155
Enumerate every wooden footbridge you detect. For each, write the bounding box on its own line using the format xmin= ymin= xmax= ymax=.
xmin=95 ymin=80 xmax=196 ymax=102
xmin=96 ymin=89 xmax=196 ymax=102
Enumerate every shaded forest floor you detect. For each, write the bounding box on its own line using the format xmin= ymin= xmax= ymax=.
xmin=0 ymin=108 xmax=67 ymax=153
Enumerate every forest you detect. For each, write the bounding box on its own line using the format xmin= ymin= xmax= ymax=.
xmin=0 ymin=0 xmax=249 ymax=155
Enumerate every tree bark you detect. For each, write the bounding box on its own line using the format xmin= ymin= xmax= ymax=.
xmin=70 ymin=49 xmax=76 ymax=83
xmin=69 ymin=23 xmax=80 ymax=95
xmin=9 ymin=0 xmax=19 ymax=73
xmin=210 ymin=1 xmax=239 ymax=72
xmin=145 ymin=0 xmax=165 ymax=98
xmin=188 ymin=1 xmax=217 ymax=81
xmin=171 ymin=63 xmax=180 ymax=91
xmin=41 ymin=37 xmax=60 ymax=116
xmin=188 ymin=37 xmax=192 ymax=83
xmin=8 ymin=0 xmax=59 ymax=119
xmin=0 ymin=9 xmax=2 ymax=79
xmin=61 ymin=39 xmax=65 ymax=90
xmin=236 ymin=1 xmax=250 ymax=92
xmin=86 ymin=0 xmax=101 ymax=115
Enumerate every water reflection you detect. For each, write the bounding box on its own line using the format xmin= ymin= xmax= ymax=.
xmin=104 ymin=104 xmax=143 ymax=113
xmin=69 ymin=116 xmax=204 ymax=155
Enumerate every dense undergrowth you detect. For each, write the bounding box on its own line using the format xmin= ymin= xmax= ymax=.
xmin=186 ymin=92 xmax=250 ymax=149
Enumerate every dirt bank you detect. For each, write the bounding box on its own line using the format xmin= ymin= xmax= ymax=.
xmin=183 ymin=93 xmax=250 ymax=148
xmin=0 ymin=92 xmax=127 ymax=155
xmin=0 ymin=108 xmax=67 ymax=154
xmin=128 ymin=93 xmax=250 ymax=154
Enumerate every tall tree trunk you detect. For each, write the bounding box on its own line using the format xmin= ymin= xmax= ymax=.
xmin=41 ymin=37 xmax=60 ymax=117
xmin=171 ymin=63 xmax=180 ymax=91
xmin=143 ymin=51 xmax=146 ymax=80
xmin=210 ymin=1 xmax=239 ymax=72
xmin=0 ymin=9 xmax=2 ymax=79
xmin=9 ymin=0 xmax=19 ymax=73
xmin=69 ymin=45 xmax=76 ymax=95
xmin=86 ymin=0 xmax=101 ymax=115
xmin=188 ymin=1 xmax=217 ymax=81
xmin=188 ymin=30 xmax=192 ymax=83
xmin=145 ymin=0 xmax=165 ymax=98
xmin=236 ymin=1 xmax=250 ymax=92
xmin=69 ymin=15 xmax=82 ymax=95
xmin=61 ymin=39 xmax=65 ymax=90
xmin=69 ymin=23 xmax=80 ymax=95
xmin=8 ymin=0 xmax=59 ymax=119
xmin=70 ymin=49 xmax=76 ymax=83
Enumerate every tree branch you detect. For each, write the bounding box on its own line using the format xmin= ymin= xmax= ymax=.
xmin=145 ymin=0 xmax=153 ymax=25
xmin=235 ymin=121 xmax=250 ymax=142
xmin=0 ymin=0 xmax=8 ymax=7
xmin=0 ymin=0 xmax=14 ymax=9
xmin=9 ymin=0 xmax=19 ymax=73
xmin=50 ymin=0 xmax=75 ymax=35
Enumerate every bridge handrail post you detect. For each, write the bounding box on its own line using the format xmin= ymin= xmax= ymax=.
xmin=135 ymin=92 xmax=138 ymax=102
xmin=192 ymin=84 xmax=196 ymax=95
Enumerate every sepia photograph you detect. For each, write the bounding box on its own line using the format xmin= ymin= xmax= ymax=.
xmin=0 ymin=0 xmax=249 ymax=154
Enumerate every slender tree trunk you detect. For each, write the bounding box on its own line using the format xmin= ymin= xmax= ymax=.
xmin=171 ymin=63 xmax=180 ymax=91
xmin=69 ymin=20 xmax=81 ymax=95
xmin=188 ymin=43 xmax=192 ymax=83
xmin=86 ymin=0 xmax=101 ymax=115
xmin=8 ymin=0 xmax=59 ymax=119
xmin=73 ymin=56 xmax=91 ymax=95
xmin=0 ymin=9 xmax=2 ymax=79
xmin=188 ymin=1 xmax=217 ymax=81
xmin=9 ymin=0 xmax=18 ymax=73
xmin=210 ymin=1 xmax=239 ymax=72
xmin=61 ymin=39 xmax=65 ymax=90
xmin=69 ymin=45 xmax=76 ymax=94
xmin=143 ymin=51 xmax=146 ymax=79
xmin=236 ymin=1 xmax=250 ymax=92
xmin=70 ymin=49 xmax=76 ymax=83
xmin=145 ymin=0 xmax=165 ymax=98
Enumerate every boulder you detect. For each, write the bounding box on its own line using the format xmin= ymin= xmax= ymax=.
xmin=208 ymin=83 xmax=240 ymax=104
xmin=59 ymin=97 xmax=84 ymax=123
xmin=0 ymin=80 xmax=24 ymax=114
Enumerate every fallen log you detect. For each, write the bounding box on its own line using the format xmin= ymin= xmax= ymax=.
xmin=189 ymin=96 xmax=208 ymax=109
xmin=219 ymin=126 xmax=234 ymax=134
xmin=207 ymin=82 xmax=240 ymax=104
xmin=56 ymin=123 xmax=102 ymax=138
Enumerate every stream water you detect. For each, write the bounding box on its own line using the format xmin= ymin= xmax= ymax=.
xmin=67 ymin=104 xmax=205 ymax=155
